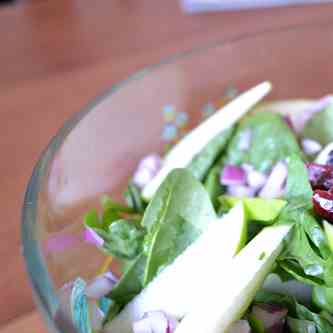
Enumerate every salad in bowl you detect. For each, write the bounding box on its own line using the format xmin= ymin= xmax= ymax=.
xmin=60 ymin=82 xmax=333 ymax=333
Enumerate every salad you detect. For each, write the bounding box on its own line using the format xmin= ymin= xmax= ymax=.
xmin=63 ymin=82 xmax=333 ymax=333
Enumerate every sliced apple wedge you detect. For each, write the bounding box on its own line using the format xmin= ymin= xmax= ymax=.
xmin=324 ymin=220 xmax=333 ymax=253
xmin=142 ymin=82 xmax=272 ymax=201
xmin=175 ymin=224 xmax=292 ymax=333
xmin=104 ymin=203 xmax=247 ymax=333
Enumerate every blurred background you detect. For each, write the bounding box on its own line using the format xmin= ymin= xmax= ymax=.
xmin=1 ymin=0 xmax=333 ymax=332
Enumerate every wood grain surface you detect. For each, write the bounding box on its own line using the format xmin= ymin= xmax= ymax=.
xmin=1 ymin=0 xmax=333 ymax=331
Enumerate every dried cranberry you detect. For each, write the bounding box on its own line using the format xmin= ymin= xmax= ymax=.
xmin=307 ymin=163 xmax=333 ymax=190
xmin=313 ymin=190 xmax=333 ymax=222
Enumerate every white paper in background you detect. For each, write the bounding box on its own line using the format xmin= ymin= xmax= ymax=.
xmin=181 ymin=0 xmax=333 ymax=13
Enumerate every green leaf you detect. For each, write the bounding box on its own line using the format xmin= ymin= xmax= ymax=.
xmin=247 ymin=313 xmax=265 ymax=333
xmin=287 ymin=317 xmax=317 ymax=333
xmin=70 ymin=278 xmax=92 ymax=333
xmin=142 ymin=169 xmax=216 ymax=285
xmin=280 ymin=223 xmax=325 ymax=279
xmin=278 ymin=261 xmax=324 ymax=286
xmin=225 ymin=112 xmax=301 ymax=173
xmin=295 ymin=302 xmax=333 ymax=333
xmin=285 ymin=154 xmax=313 ymax=210
xmin=101 ymin=195 xmax=134 ymax=213
xmin=108 ymin=253 xmax=146 ymax=306
xmin=187 ymin=127 xmax=234 ymax=180
xmin=84 ymin=210 xmax=100 ymax=228
xmin=101 ymin=195 xmax=134 ymax=228
xmin=102 ymin=220 xmax=145 ymax=260
xmin=313 ymin=285 xmax=333 ymax=313
xmin=254 ymin=290 xmax=295 ymax=313
xmin=102 ymin=300 xmax=121 ymax=325
xmin=303 ymin=102 xmax=333 ymax=145
xmin=124 ymin=182 xmax=146 ymax=213
xmin=204 ymin=163 xmax=225 ymax=209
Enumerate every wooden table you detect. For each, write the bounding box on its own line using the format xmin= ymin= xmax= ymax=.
xmin=1 ymin=0 xmax=333 ymax=331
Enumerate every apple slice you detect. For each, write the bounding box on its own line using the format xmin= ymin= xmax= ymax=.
xmin=221 ymin=196 xmax=286 ymax=224
xmin=142 ymin=82 xmax=272 ymax=201
xmin=174 ymin=224 xmax=291 ymax=333
xmin=104 ymin=203 xmax=247 ymax=333
xmin=324 ymin=221 xmax=333 ymax=253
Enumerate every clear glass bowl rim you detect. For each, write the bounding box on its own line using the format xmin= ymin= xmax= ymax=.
xmin=21 ymin=19 xmax=333 ymax=333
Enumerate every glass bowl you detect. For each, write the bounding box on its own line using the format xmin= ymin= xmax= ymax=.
xmin=22 ymin=21 xmax=333 ymax=333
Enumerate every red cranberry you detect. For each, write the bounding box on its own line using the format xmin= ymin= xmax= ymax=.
xmin=307 ymin=163 xmax=333 ymax=190
xmin=313 ymin=190 xmax=333 ymax=222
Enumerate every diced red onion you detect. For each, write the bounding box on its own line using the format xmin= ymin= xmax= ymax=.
xmin=259 ymin=161 xmax=288 ymax=199
xmin=220 ymin=165 xmax=246 ymax=186
xmin=132 ymin=311 xmax=179 ymax=333
xmin=227 ymin=185 xmax=256 ymax=198
xmin=133 ymin=167 xmax=155 ymax=189
xmin=85 ymin=272 xmax=119 ymax=299
xmin=242 ymin=163 xmax=254 ymax=173
xmin=302 ymin=138 xmax=322 ymax=155
xmin=138 ymin=154 xmax=162 ymax=173
xmin=238 ymin=129 xmax=252 ymax=151
xmin=229 ymin=320 xmax=251 ymax=333
xmin=84 ymin=227 xmax=104 ymax=248
xmin=291 ymin=96 xmax=333 ymax=133
xmin=252 ymin=303 xmax=288 ymax=331
xmin=246 ymin=169 xmax=267 ymax=190
xmin=133 ymin=154 xmax=162 ymax=188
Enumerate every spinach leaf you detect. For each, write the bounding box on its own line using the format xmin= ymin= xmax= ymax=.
xmin=102 ymin=220 xmax=145 ymax=260
xmin=279 ymin=222 xmax=325 ymax=280
xmin=254 ymin=290 xmax=295 ymax=314
xmin=303 ymin=102 xmax=333 ymax=145
xmin=254 ymin=290 xmax=333 ymax=333
xmin=277 ymin=207 xmax=332 ymax=287
xmin=225 ymin=112 xmax=301 ymax=173
xmin=204 ymin=161 xmax=225 ymax=209
xmin=287 ymin=317 xmax=316 ymax=333
xmin=187 ymin=127 xmax=234 ymax=180
xmin=295 ymin=302 xmax=333 ymax=333
xmin=313 ymin=285 xmax=333 ymax=313
xmin=108 ymin=253 xmax=146 ymax=306
xmin=124 ymin=182 xmax=146 ymax=214
xmin=285 ymin=154 xmax=313 ymax=210
xmin=142 ymin=169 xmax=216 ymax=285
xmin=70 ymin=278 xmax=92 ymax=333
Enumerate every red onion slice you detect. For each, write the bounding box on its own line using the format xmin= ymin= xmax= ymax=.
xmin=259 ymin=161 xmax=288 ymax=199
xmin=133 ymin=154 xmax=162 ymax=188
xmin=84 ymin=227 xmax=104 ymax=248
xmin=227 ymin=185 xmax=256 ymax=198
xmin=246 ymin=169 xmax=267 ymax=190
xmin=132 ymin=311 xmax=179 ymax=333
xmin=302 ymin=138 xmax=322 ymax=156
xmin=252 ymin=303 xmax=288 ymax=331
xmin=85 ymin=272 xmax=119 ymax=299
xmin=133 ymin=167 xmax=155 ymax=189
xmin=220 ymin=165 xmax=246 ymax=186
xmin=291 ymin=96 xmax=333 ymax=133
xmin=138 ymin=154 xmax=162 ymax=173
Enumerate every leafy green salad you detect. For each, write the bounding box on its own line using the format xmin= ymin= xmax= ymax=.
xmin=64 ymin=82 xmax=333 ymax=333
